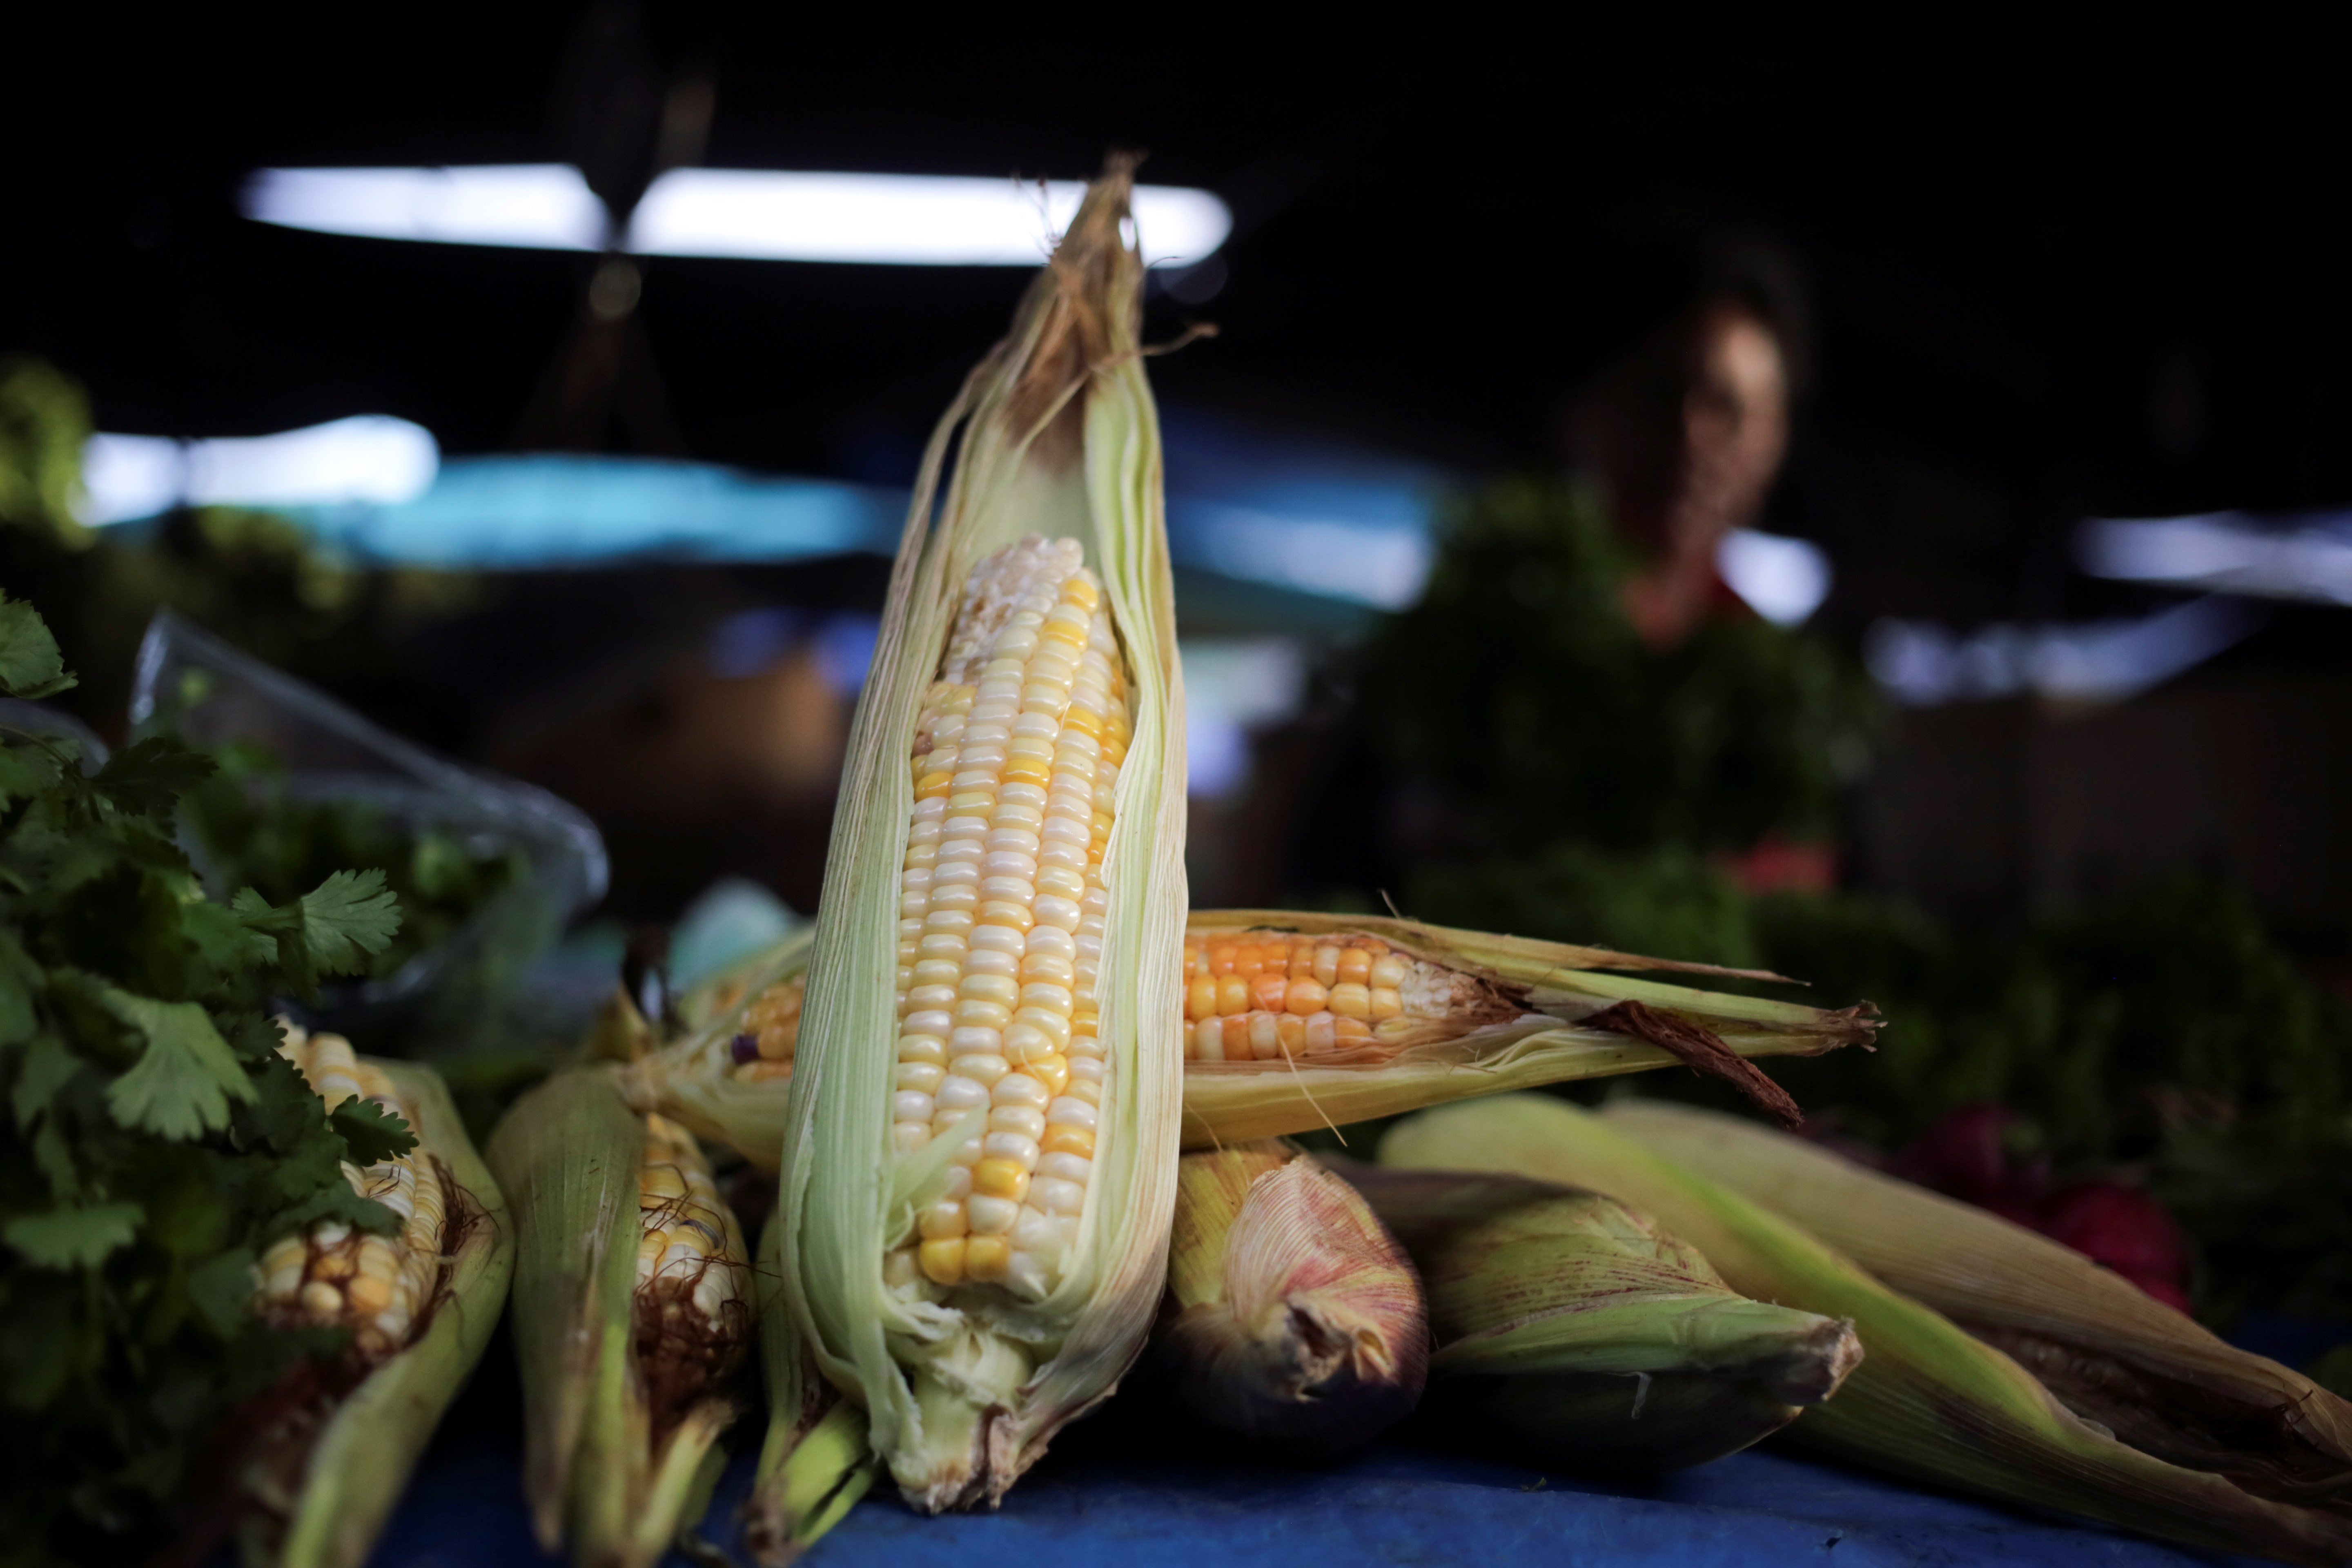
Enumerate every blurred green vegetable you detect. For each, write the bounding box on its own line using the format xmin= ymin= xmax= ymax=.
xmin=178 ymin=738 xmax=528 ymax=984
xmin=1 ymin=592 xmax=410 ymax=1565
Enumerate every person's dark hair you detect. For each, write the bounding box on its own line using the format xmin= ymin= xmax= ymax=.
xmin=1571 ymin=213 xmax=1814 ymax=403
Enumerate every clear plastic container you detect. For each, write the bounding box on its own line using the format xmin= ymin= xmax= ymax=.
xmin=130 ymin=610 xmax=608 ymax=1049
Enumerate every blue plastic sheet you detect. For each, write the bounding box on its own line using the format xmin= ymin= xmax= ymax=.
xmin=369 ymin=1410 xmax=2266 ymax=1568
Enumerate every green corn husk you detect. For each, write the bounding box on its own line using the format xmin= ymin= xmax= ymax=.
xmin=253 ymin=1062 xmax=513 ymax=1568
xmin=744 ymin=1209 xmax=877 ymax=1566
xmin=621 ymin=911 xmax=1875 ymax=1169
xmin=1334 ymin=1161 xmax=1858 ymax=1472
xmin=771 ymin=163 xmax=1189 ymax=1511
xmin=1379 ymin=1095 xmax=2352 ymax=1566
xmin=1153 ymin=1145 xmax=1427 ymax=1455
xmin=487 ymin=1067 xmax=750 ymax=1568
xmin=1604 ymin=1100 xmax=2352 ymax=1513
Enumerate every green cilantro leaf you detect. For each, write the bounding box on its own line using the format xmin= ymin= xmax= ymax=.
xmin=90 ymin=737 xmax=217 ymax=822
xmin=98 ymin=987 xmax=257 ymax=1140
xmin=330 ymin=1093 xmax=417 ymax=1165
xmin=0 ymin=594 xmax=78 ymax=700
xmin=0 ymin=741 xmax=62 ymax=808
xmin=4 ymin=1202 xmax=143 ymax=1269
xmin=185 ymin=1248 xmax=257 ymax=1339
xmin=11 ymin=1032 xmax=80 ymax=1128
xmin=297 ymin=868 xmax=403 ymax=975
xmin=0 ymin=932 xmax=40 ymax=1046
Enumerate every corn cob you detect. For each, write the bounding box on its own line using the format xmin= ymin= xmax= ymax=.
xmin=626 ymin=912 xmax=1874 ymax=1167
xmin=770 ymin=163 xmax=1189 ymax=1514
xmin=488 ymin=1067 xmax=754 ymax=1568
xmin=237 ymin=1027 xmax=512 ymax=1568
xmin=1381 ymin=1094 xmax=2352 ymax=1566
xmin=1153 ymin=1145 xmax=1427 ymax=1455
xmin=1603 ymin=1100 xmax=2352 ymax=1513
xmin=1335 ymin=1161 xmax=1858 ymax=1472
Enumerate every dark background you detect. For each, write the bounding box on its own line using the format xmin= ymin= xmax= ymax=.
xmin=7 ymin=17 xmax=2349 ymax=939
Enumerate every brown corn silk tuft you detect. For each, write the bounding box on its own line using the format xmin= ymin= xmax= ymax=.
xmin=1580 ymin=1000 xmax=1805 ymax=1128
xmin=1155 ymin=1145 xmax=1428 ymax=1455
xmin=1604 ymin=1101 xmax=2352 ymax=1516
xmin=773 ymin=160 xmax=1187 ymax=1514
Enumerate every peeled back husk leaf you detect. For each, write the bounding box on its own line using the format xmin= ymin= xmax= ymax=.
xmin=486 ymin=1067 xmax=749 ymax=1568
xmin=1334 ymin=1161 xmax=1858 ymax=1472
xmin=256 ymin=1061 xmax=513 ymax=1568
xmin=1154 ymin=1144 xmax=1427 ymax=1455
xmin=1380 ymin=1094 xmax=2352 ymax=1567
xmin=1604 ymin=1100 xmax=2352 ymax=1514
xmin=621 ymin=911 xmax=1874 ymax=1170
xmin=773 ymin=161 xmax=1188 ymax=1511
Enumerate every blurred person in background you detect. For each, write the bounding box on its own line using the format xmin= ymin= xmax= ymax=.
xmin=1303 ymin=224 xmax=1878 ymax=968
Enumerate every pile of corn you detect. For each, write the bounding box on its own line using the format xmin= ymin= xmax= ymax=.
xmin=193 ymin=164 xmax=2352 ymax=1568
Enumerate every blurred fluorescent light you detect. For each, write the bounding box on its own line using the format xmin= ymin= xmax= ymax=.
xmin=1186 ymin=509 xmax=1434 ymax=610
xmin=80 ymin=416 xmax=439 ymax=525
xmin=1864 ymin=596 xmax=2263 ymax=707
xmin=631 ymin=170 xmax=1229 ymax=266
xmin=2078 ymin=512 xmax=2352 ymax=606
xmin=242 ymin=165 xmax=1232 ymax=267
xmin=242 ymin=165 xmax=608 ymax=250
xmin=1718 ymin=528 xmax=1831 ymax=625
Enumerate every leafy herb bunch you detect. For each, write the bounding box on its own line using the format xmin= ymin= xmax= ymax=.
xmin=0 ymin=592 xmax=405 ymax=1563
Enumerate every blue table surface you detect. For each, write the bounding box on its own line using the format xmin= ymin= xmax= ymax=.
xmin=368 ymin=1344 xmax=2281 ymax=1568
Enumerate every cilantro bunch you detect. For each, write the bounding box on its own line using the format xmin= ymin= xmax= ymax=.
xmin=0 ymin=593 xmax=407 ymax=1564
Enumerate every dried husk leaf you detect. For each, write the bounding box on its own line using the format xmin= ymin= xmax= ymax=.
xmin=773 ymin=161 xmax=1187 ymax=1512
xmin=1605 ymin=1100 xmax=2352 ymax=1514
xmin=621 ymin=910 xmax=1874 ymax=1168
xmin=1381 ymin=1094 xmax=2352 ymax=1567
xmin=1154 ymin=1145 xmax=1427 ymax=1455
xmin=262 ymin=1062 xmax=513 ymax=1568
xmin=1333 ymin=1163 xmax=1855 ymax=1472
xmin=486 ymin=1066 xmax=744 ymax=1568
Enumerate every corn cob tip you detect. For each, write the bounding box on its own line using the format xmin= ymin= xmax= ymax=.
xmin=1155 ymin=1147 xmax=1428 ymax=1456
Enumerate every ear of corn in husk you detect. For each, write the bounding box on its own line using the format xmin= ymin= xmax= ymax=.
xmin=1153 ymin=1144 xmax=1427 ymax=1455
xmin=1380 ymin=1094 xmax=2352 ymax=1566
xmin=238 ymin=1029 xmax=512 ymax=1568
xmin=486 ymin=1067 xmax=754 ymax=1568
xmin=744 ymin=1208 xmax=877 ymax=1566
xmin=623 ymin=910 xmax=1875 ymax=1168
xmin=770 ymin=162 xmax=1189 ymax=1512
xmin=1175 ymin=912 xmax=1870 ymax=1142
xmin=1604 ymin=1099 xmax=2352 ymax=1514
xmin=1333 ymin=1160 xmax=1858 ymax=1472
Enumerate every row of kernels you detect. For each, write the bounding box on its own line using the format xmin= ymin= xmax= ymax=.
xmin=1183 ymin=1009 xmax=1376 ymax=1061
xmin=1183 ymin=936 xmax=1410 ymax=989
xmin=1183 ymin=972 xmax=1406 ymax=1025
